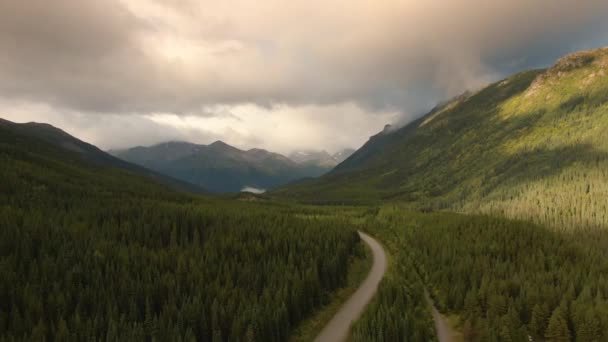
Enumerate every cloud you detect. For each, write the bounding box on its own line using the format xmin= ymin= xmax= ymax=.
xmin=0 ymin=100 xmax=217 ymax=150
xmin=0 ymin=99 xmax=395 ymax=154
xmin=0 ymin=0 xmax=147 ymax=112
xmin=146 ymin=103 xmax=398 ymax=154
xmin=1 ymin=1 xmax=608 ymax=151
xmin=2 ymin=0 xmax=608 ymax=114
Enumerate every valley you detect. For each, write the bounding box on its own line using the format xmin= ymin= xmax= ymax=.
xmin=0 ymin=122 xmax=364 ymax=341
xmin=2 ymin=46 xmax=608 ymax=342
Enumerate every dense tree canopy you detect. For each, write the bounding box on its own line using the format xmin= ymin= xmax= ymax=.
xmin=362 ymin=206 xmax=608 ymax=341
xmin=0 ymin=126 xmax=361 ymax=341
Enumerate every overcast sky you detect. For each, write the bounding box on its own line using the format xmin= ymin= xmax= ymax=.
xmin=1 ymin=0 xmax=608 ymax=153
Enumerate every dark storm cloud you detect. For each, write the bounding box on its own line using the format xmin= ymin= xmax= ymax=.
xmin=1 ymin=0 xmax=608 ymax=116
xmin=0 ymin=0 xmax=146 ymax=111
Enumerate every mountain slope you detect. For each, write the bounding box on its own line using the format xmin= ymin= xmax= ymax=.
xmin=279 ymin=47 xmax=608 ymax=229
xmin=0 ymin=118 xmax=205 ymax=194
xmin=111 ymin=141 xmax=332 ymax=193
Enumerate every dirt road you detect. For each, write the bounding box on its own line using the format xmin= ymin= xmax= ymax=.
xmin=426 ymin=291 xmax=456 ymax=342
xmin=315 ymin=231 xmax=387 ymax=342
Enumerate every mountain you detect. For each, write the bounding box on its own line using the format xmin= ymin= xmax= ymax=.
xmin=278 ymin=47 xmax=608 ymax=229
xmin=0 ymin=118 xmax=205 ymax=193
xmin=289 ymin=150 xmax=337 ymax=167
xmin=332 ymin=148 xmax=356 ymax=163
xmin=288 ymin=149 xmax=355 ymax=167
xmin=111 ymin=141 xmax=335 ymax=193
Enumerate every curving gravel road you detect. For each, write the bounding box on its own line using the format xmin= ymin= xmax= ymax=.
xmin=426 ymin=291 xmax=455 ymax=342
xmin=430 ymin=301 xmax=454 ymax=342
xmin=315 ymin=231 xmax=387 ymax=342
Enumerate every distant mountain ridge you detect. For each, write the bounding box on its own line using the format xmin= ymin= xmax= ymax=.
xmin=288 ymin=149 xmax=355 ymax=168
xmin=111 ymin=141 xmax=349 ymax=193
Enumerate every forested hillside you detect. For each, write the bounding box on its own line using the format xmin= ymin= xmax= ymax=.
xmin=0 ymin=119 xmax=205 ymax=194
xmin=0 ymin=121 xmax=362 ymax=340
xmin=279 ymin=47 xmax=608 ymax=230
xmin=358 ymin=207 xmax=608 ymax=341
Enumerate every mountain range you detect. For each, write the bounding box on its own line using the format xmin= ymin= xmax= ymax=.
xmin=0 ymin=118 xmax=205 ymax=194
xmin=278 ymin=47 xmax=608 ymax=230
xmin=110 ymin=142 xmax=354 ymax=193
xmin=6 ymin=46 xmax=608 ymax=230
xmin=0 ymin=117 xmax=354 ymax=194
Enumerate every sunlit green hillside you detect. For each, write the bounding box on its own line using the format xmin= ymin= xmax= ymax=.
xmin=279 ymin=47 xmax=608 ymax=229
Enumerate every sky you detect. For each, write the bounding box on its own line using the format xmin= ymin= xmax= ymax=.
xmin=1 ymin=1 xmax=608 ymax=154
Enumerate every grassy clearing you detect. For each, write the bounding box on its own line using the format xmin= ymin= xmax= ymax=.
xmin=289 ymin=240 xmax=373 ymax=342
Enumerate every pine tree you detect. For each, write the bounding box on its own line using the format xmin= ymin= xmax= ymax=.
xmin=55 ymin=318 xmax=70 ymax=342
xmin=30 ymin=319 xmax=47 ymax=341
xmin=212 ymin=329 xmax=223 ymax=342
xmin=245 ymin=324 xmax=256 ymax=342
xmin=529 ymin=302 xmax=549 ymax=336
xmin=545 ymin=308 xmax=570 ymax=342
xmin=576 ymin=309 xmax=601 ymax=342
